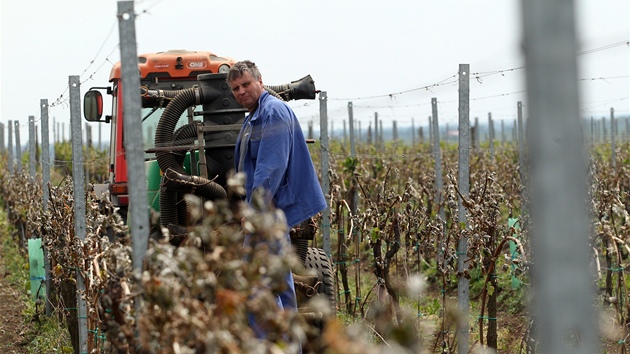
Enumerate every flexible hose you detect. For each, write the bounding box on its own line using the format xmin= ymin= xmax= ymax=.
xmin=153 ymin=87 xmax=227 ymax=230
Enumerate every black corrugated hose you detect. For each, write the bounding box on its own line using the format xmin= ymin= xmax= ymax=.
xmin=153 ymin=87 xmax=227 ymax=233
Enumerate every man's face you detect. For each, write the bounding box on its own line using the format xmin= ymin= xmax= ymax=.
xmin=229 ymin=71 xmax=264 ymax=112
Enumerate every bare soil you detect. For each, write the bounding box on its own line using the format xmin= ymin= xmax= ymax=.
xmin=0 ymin=244 xmax=29 ymax=354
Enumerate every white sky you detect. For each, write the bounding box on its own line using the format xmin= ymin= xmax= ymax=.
xmin=0 ymin=0 xmax=628 ymax=140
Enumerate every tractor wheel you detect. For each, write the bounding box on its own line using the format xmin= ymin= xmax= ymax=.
xmin=304 ymin=247 xmax=335 ymax=310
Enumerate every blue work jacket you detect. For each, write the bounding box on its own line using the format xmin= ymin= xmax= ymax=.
xmin=234 ymin=91 xmax=327 ymax=227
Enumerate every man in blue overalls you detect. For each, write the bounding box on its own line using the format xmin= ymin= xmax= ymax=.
xmin=227 ymin=60 xmax=326 ymax=350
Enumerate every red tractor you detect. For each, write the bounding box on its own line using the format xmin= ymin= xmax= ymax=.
xmin=83 ymin=49 xmax=334 ymax=311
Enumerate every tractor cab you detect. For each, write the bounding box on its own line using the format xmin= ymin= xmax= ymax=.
xmin=83 ymin=50 xmax=238 ymax=213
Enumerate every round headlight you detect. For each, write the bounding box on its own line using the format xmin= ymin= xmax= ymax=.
xmin=218 ymin=64 xmax=230 ymax=74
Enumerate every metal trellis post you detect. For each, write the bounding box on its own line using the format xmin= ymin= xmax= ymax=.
xmin=521 ymin=0 xmax=598 ymax=352
xmin=118 ymin=0 xmax=150 ymax=274
xmin=69 ymin=75 xmax=88 ymax=354
xmin=8 ymin=121 xmax=13 ymax=175
xmin=348 ymin=102 xmax=358 ymax=214
xmin=431 ymin=98 xmax=445 ymax=268
xmin=611 ymin=108 xmax=616 ymax=171
xmin=15 ymin=121 xmax=22 ymax=174
xmin=0 ymin=123 xmax=4 ymax=153
xmin=319 ymin=91 xmax=331 ymax=259
xmin=374 ymin=112 xmax=379 ymax=152
xmin=41 ymin=99 xmax=52 ymax=316
xmin=29 ymin=116 xmax=36 ymax=180
xmin=517 ymin=102 xmax=525 ymax=185
xmin=488 ymin=113 xmax=494 ymax=160
xmin=457 ymin=64 xmax=471 ymax=354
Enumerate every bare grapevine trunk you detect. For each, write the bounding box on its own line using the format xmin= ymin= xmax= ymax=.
xmin=487 ymin=222 xmax=498 ymax=350
xmin=605 ymin=237 xmax=613 ymax=303
xmin=373 ymin=214 xmax=404 ymax=323
xmin=61 ymin=277 xmax=79 ymax=354
xmin=386 ymin=215 xmax=403 ymax=321
xmin=336 ymin=201 xmax=351 ymax=311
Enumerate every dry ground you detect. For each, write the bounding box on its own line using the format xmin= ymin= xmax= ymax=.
xmin=0 ymin=243 xmax=29 ymax=354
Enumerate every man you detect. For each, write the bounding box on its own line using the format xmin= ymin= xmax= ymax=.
xmin=227 ymin=61 xmax=327 ymax=342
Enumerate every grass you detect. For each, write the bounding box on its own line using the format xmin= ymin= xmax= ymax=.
xmin=0 ymin=207 xmax=72 ymax=353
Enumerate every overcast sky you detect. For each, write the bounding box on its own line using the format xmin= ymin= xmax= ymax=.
xmin=1 ymin=0 xmax=628 ymax=140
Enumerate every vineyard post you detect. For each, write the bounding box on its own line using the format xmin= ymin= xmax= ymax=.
xmin=69 ymin=74 xmax=89 ymax=354
xmin=319 ymin=90 xmax=332 ymax=259
xmin=412 ymin=118 xmax=416 ymax=147
xmin=431 ymin=97 xmax=445 ymax=268
xmin=62 ymin=122 xmax=65 ymax=142
xmin=602 ymin=116 xmax=608 ymax=142
xmin=428 ymin=116 xmax=433 ymax=150
xmin=118 ymin=0 xmax=150 ymax=274
xmin=379 ymin=120 xmax=383 ymax=148
xmin=522 ymin=0 xmax=598 ymax=351
xmin=358 ymin=121 xmax=362 ymax=142
xmin=512 ymin=119 xmax=517 ymax=142
xmin=14 ymin=121 xmax=22 ymax=174
xmin=348 ymin=102 xmax=358 ymax=210
xmin=85 ymin=123 xmax=91 ymax=185
xmin=308 ymin=121 xmax=313 ymax=140
xmin=98 ymin=123 xmax=102 ymax=151
xmin=29 ymin=116 xmax=36 ymax=180
xmin=41 ymin=99 xmax=52 ymax=316
xmin=501 ymin=119 xmax=505 ymax=145
xmin=374 ymin=112 xmax=379 ymax=152
xmin=517 ymin=102 xmax=525 ymax=185
xmin=597 ymin=117 xmax=601 ymax=144
xmin=0 ymin=123 xmax=4 ymax=153
xmin=348 ymin=102 xmax=356 ymax=157
xmin=474 ymin=116 xmax=479 ymax=150
xmin=348 ymin=102 xmax=359 ymax=226
xmin=488 ymin=112 xmax=494 ymax=160
xmin=457 ymin=64 xmax=471 ymax=354
xmin=611 ymin=108 xmax=616 ymax=172
xmin=393 ymin=120 xmax=398 ymax=142
xmin=35 ymin=128 xmax=39 ymax=167
xmin=8 ymin=120 xmax=13 ymax=175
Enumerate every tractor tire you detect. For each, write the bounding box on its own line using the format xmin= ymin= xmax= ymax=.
xmin=304 ymin=247 xmax=335 ymax=311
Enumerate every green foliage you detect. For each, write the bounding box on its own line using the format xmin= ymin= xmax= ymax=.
xmin=53 ymin=141 xmax=109 ymax=183
xmin=342 ymin=157 xmax=359 ymax=174
xmin=417 ymin=297 xmax=441 ymax=317
xmin=25 ymin=307 xmax=72 ymax=354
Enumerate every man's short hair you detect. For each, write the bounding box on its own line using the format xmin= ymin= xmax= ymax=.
xmin=226 ymin=60 xmax=261 ymax=83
